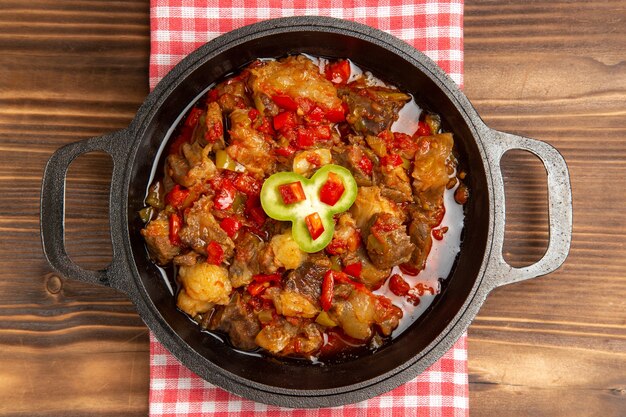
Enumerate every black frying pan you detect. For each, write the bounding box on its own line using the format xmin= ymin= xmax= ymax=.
xmin=40 ymin=17 xmax=572 ymax=408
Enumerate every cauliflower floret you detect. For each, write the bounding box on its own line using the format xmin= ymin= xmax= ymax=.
xmin=176 ymin=288 xmax=214 ymax=317
xmin=270 ymin=231 xmax=307 ymax=270
xmin=178 ymin=263 xmax=232 ymax=306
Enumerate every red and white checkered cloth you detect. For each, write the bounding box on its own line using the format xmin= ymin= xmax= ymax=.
xmin=149 ymin=1 xmax=467 ymax=416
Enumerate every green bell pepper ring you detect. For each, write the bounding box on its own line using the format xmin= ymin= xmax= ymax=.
xmin=260 ymin=164 xmax=358 ymax=253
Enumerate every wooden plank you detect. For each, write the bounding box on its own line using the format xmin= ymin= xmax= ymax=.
xmin=464 ymin=0 xmax=626 ymax=415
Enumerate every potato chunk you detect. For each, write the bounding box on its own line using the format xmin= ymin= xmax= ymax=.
xmin=178 ymin=262 xmax=232 ymax=306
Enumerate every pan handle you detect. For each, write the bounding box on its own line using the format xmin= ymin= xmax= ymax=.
xmin=40 ymin=129 xmax=131 ymax=292
xmin=485 ymin=129 xmax=572 ymax=288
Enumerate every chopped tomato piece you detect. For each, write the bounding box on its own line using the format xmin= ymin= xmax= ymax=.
xmin=399 ymin=263 xmax=420 ymax=276
xmin=319 ymin=172 xmax=345 ymax=206
xmin=314 ymin=125 xmax=332 ymax=140
xmin=321 ymin=270 xmax=335 ymax=311
xmin=342 ymin=262 xmax=362 ymax=278
xmin=247 ymin=281 xmax=268 ymax=296
xmin=278 ymin=181 xmax=306 ymax=205
xmin=220 ymin=216 xmax=241 ymax=238
xmin=272 ymin=111 xmax=297 ymax=131
xmin=275 ymin=145 xmax=297 ymax=157
xmin=234 ymin=174 xmax=262 ymax=196
xmin=389 ymin=274 xmax=410 ymax=296
xmin=381 ymin=153 xmax=403 ymax=167
xmin=432 ymin=226 xmax=449 ymax=241
xmin=325 ymin=107 xmax=346 ymax=123
xmin=307 ymin=106 xmax=325 ymax=123
xmin=164 ymin=184 xmax=190 ymax=210
xmin=207 ymin=89 xmax=219 ymax=103
xmin=325 ymin=60 xmax=351 ymax=84
xmin=357 ymin=155 xmax=373 ymax=175
xmin=184 ymin=107 xmax=204 ymax=127
xmin=252 ymin=273 xmax=282 ymax=283
xmin=206 ymin=241 xmax=224 ymax=265
xmin=248 ymin=108 xmax=260 ymax=121
xmin=168 ymin=213 xmax=181 ymax=246
xmin=272 ymin=94 xmax=299 ymax=111
xmin=415 ymin=120 xmax=431 ymax=137
xmin=296 ymin=127 xmax=315 ymax=148
xmin=247 ymin=205 xmax=266 ymax=227
xmin=305 ymin=212 xmax=325 ymax=240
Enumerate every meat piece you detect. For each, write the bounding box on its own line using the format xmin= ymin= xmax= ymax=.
xmin=202 ymin=101 xmax=226 ymax=150
xmin=226 ymin=108 xmax=276 ymax=178
xmin=268 ymin=288 xmax=319 ymax=319
xmin=332 ymin=143 xmax=377 ymax=186
xmin=166 ymin=141 xmax=218 ymax=188
xmin=228 ymin=232 xmax=265 ymax=288
xmin=374 ymin=296 xmax=403 ymax=336
xmin=279 ymin=323 xmax=324 ymax=356
xmin=350 ymin=186 xmax=404 ymax=230
xmin=328 ymin=287 xmax=402 ymax=341
xmin=178 ymin=262 xmax=232 ymax=306
xmin=407 ymin=133 xmax=454 ymax=271
xmin=248 ymin=55 xmax=343 ymax=113
xmin=325 ymin=213 xmax=361 ymax=256
xmin=284 ymin=254 xmax=331 ymax=306
xmin=363 ymin=213 xmax=415 ymax=270
xmin=341 ymin=247 xmax=390 ymax=290
xmin=412 ymin=133 xmax=454 ymax=208
xmin=213 ymin=76 xmax=251 ymax=114
xmin=141 ymin=211 xmax=180 ymax=265
xmin=380 ymin=164 xmax=413 ymax=203
xmin=255 ymin=317 xmax=323 ymax=356
xmin=208 ymin=292 xmax=260 ymax=351
xmin=173 ymin=251 xmax=200 ymax=266
xmin=179 ymin=195 xmax=235 ymax=259
xmin=254 ymin=318 xmax=299 ymax=354
xmin=338 ymin=86 xmax=410 ymax=136
xmin=407 ymin=210 xmax=435 ymax=272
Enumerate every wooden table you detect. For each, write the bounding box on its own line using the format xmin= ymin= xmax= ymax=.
xmin=1 ymin=1 xmax=624 ymax=415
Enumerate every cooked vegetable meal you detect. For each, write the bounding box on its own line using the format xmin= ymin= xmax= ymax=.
xmin=140 ymin=55 xmax=469 ymax=361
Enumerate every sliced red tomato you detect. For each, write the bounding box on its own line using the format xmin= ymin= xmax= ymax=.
xmin=305 ymin=212 xmax=325 ymax=240
xmin=278 ymin=181 xmax=306 ymax=205
xmin=319 ymin=172 xmax=345 ymax=206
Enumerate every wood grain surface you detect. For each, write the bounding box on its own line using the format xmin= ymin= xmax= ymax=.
xmin=0 ymin=0 xmax=624 ymax=416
